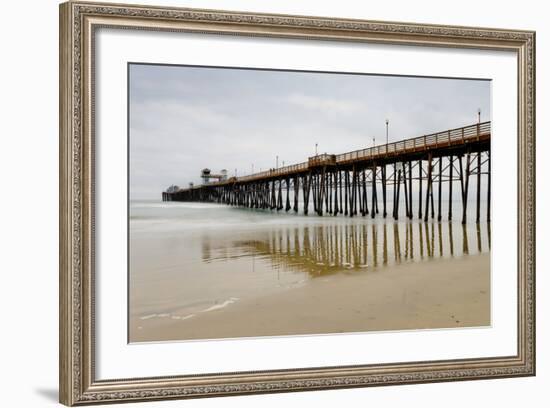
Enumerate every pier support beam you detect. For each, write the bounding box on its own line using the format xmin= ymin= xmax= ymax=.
xmin=408 ymin=161 xmax=413 ymax=219
xmin=350 ymin=167 xmax=357 ymax=217
xmin=318 ymin=169 xmax=325 ymax=216
xmin=312 ymin=172 xmax=318 ymax=214
xmin=277 ymin=179 xmax=283 ymax=211
xmin=357 ymin=171 xmax=365 ymax=217
xmin=382 ymin=165 xmax=387 ymax=218
xmin=374 ymin=169 xmax=379 ymax=214
xmin=448 ymin=155 xmax=453 ymax=220
xmin=358 ymin=171 xmax=364 ymax=216
xmin=303 ymin=173 xmax=311 ymax=215
xmin=476 ymin=152 xmax=481 ymax=223
xmin=334 ymin=170 xmax=339 ymax=216
xmin=487 ymin=151 xmax=491 ymax=222
xmin=462 ymin=152 xmax=471 ymax=225
xmin=271 ymin=180 xmax=276 ymax=210
xmin=437 ymin=157 xmax=442 ymax=221
xmin=293 ymin=176 xmax=299 ymax=212
xmin=418 ymin=159 xmax=423 ymax=219
xmin=363 ymin=169 xmax=369 ymax=216
xmin=323 ymin=168 xmax=329 ymax=214
xmin=394 ymin=169 xmax=402 ymax=220
xmin=403 ymin=162 xmax=409 ymax=218
xmin=344 ymin=170 xmax=349 ymax=216
xmin=371 ymin=164 xmax=377 ymax=219
xmin=430 ymin=175 xmax=435 ymax=219
xmin=393 ymin=163 xmax=397 ymax=218
xmin=459 ymin=155 xmax=465 ymax=209
xmin=329 ymin=172 xmax=333 ymax=214
xmin=339 ymin=171 xmax=343 ymax=214
xmin=424 ymin=154 xmax=433 ymax=222
xmin=353 ymin=167 xmax=359 ymax=216
xmin=285 ymin=178 xmax=291 ymax=212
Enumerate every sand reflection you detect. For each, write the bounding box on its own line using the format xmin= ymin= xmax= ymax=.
xmin=202 ymin=221 xmax=490 ymax=278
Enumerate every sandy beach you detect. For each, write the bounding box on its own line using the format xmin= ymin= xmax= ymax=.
xmin=130 ymin=252 xmax=489 ymax=342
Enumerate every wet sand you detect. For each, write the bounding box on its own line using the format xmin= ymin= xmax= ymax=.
xmin=131 ymin=253 xmax=489 ymax=342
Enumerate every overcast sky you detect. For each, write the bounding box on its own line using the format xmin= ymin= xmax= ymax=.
xmin=129 ymin=64 xmax=490 ymax=200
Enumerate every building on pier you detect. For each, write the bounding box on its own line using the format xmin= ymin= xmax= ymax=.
xmin=201 ymin=168 xmax=228 ymax=184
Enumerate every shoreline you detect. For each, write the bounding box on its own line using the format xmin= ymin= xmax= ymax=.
xmin=130 ymin=253 xmax=490 ymax=342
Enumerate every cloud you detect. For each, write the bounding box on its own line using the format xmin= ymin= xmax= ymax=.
xmin=285 ymin=93 xmax=366 ymax=115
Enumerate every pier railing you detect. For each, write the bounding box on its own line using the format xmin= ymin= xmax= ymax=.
xmin=237 ymin=161 xmax=309 ymax=183
xmin=335 ymin=121 xmax=490 ymax=164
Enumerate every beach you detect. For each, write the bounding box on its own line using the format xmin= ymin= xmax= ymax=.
xmin=131 ymin=252 xmax=489 ymax=342
xmin=129 ymin=201 xmax=490 ymax=342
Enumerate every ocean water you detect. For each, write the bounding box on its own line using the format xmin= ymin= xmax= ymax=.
xmin=129 ymin=199 xmax=490 ymax=331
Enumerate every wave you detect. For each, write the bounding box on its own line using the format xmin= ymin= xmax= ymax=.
xmin=139 ymin=297 xmax=240 ymax=322
xmin=200 ymin=297 xmax=239 ymax=313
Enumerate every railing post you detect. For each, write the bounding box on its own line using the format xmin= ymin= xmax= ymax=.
xmin=448 ymin=130 xmax=451 ymax=144
xmin=461 ymin=128 xmax=465 ymax=142
xmin=477 ymin=123 xmax=480 ymax=141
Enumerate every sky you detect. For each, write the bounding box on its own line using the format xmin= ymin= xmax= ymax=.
xmin=129 ymin=64 xmax=490 ymax=200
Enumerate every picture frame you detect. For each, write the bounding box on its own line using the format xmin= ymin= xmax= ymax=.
xmin=59 ymin=1 xmax=536 ymax=405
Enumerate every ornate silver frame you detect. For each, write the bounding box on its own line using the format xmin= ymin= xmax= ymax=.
xmin=59 ymin=1 xmax=536 ymax=405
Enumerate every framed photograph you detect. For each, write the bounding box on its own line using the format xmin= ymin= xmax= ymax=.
xmin=59 ymin=1 xmax=535 ymax=405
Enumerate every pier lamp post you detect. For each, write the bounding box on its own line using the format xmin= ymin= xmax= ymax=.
xmin=276 ymin=155 xmax=279 ymax=169
xmin=477 ymin=108 xmax=481 ymax=123
xmin=385 ymin=119 xmax=389 ymax=144
xmin=315 ymin=143 xmax=318 ymax=156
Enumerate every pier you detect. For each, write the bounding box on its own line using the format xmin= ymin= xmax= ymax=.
xmin=163 ymin=121 xmax=491 ymax=224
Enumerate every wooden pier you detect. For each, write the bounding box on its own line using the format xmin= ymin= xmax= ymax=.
xmin=163 ymin=121 xmax=491 ymax=224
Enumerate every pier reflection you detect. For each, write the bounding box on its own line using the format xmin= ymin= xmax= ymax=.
xmin=202 ymin=221 xmax=491 ymax=277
